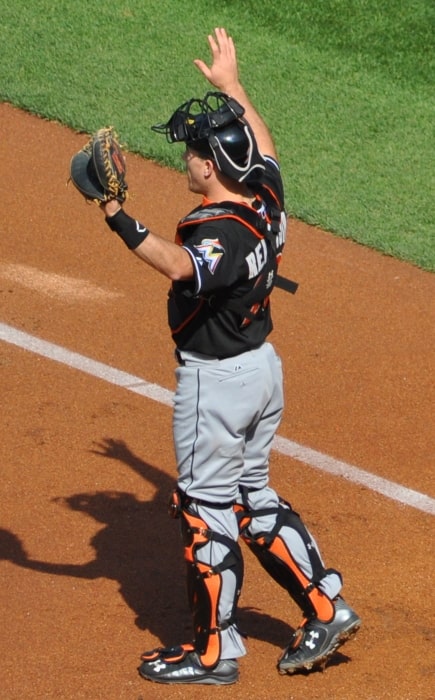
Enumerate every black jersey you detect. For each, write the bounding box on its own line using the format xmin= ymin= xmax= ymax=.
xmin=168 ymin=156 xmax=286 ymax=358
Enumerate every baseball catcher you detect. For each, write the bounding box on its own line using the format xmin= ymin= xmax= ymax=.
xmin=69 ymin=27 xmax=361 ymax=687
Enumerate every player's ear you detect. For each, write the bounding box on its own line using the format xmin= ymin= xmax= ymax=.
xmin=203 ymin=158 xmax=215 ymax=178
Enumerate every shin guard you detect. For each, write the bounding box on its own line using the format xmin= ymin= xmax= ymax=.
xmin=235 ymin=495 xmax=340 ymax=623
xmin=170 ymin=490 xmax=244 ymax=669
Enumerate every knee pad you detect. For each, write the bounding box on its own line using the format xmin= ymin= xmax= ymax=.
xmin=169 ymin=489 xmax=244 ymax=668
xmin=235 ymin=492 xmax=341 ymax=622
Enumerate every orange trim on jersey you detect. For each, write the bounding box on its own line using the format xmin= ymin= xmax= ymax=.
xmin=261 ymin=182 xmax=281 ymax=207
xmin=170 ymin=296 xmax=205 ymax=336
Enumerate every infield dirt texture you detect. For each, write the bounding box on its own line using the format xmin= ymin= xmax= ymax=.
xmin=0 ymin=102 xmax=434 ymax=699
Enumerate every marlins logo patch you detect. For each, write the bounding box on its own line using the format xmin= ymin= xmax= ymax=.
xmin=194 ymin=238 xmax=225 ymax=274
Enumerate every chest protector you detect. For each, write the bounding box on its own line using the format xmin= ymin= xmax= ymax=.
xmin=176 ymin=197 xmax=286 ymax=323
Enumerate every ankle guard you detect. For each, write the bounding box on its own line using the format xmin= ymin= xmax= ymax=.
xmin=141 ymin=643 xmax=195 ymax=665
xmin=169 ymin=489 xmax=244 ymax=669
xmin=235 ymin=490 xmax=341 ymax=622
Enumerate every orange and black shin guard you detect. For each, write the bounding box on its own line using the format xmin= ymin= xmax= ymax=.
xmin=246 ymin=533 xmax=335 ymax=623
xmin=177 ymin=503 xmax=243 ymax=669
xmin=236 ymin=498 xmax=339 ymax=623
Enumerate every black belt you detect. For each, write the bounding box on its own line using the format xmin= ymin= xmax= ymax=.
xmin=175 ymin=345 xmax=263 ymax=365
xmin=175 ymin=349 xmax=185 ymax=365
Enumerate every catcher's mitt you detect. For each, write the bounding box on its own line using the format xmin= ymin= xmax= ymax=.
xmin=69 ymin=127 xmax=128 ymax=204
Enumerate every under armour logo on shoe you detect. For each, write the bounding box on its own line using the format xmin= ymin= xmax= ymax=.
xmin=150 ymin=660 xmax=167 ymax=672
xmin=305 ymin=630 xmax=320 ymax=650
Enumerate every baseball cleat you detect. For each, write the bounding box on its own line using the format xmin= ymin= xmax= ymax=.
xmin=138 ymin=645 xmax=239 ymax=685
xmin=278 ymin=597 xmax=361 ymax=675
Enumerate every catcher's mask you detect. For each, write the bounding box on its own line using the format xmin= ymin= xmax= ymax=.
xmin=151 ymin=91 xmax=265 ymax=182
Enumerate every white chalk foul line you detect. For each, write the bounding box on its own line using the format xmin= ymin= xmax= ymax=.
xmin=272 ymin=436 xmax=434 ymax=516
xmin=1 ymin=322 xmax=434 ymax=516
xmin=0 ymin=322 xmax=174 ymax=407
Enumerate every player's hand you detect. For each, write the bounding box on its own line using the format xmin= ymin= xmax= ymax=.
xmin=194 ymin=27 xmax=240 ymax=94
xmin=102 ymin=199 xmax=122 ymax=218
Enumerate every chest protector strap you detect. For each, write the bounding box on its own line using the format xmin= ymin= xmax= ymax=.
xmin=178 ymin=199 xmax=282 ymax=246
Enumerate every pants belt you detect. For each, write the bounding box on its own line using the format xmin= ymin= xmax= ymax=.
xmin=175 ymin=346 xmax=263 ymax=366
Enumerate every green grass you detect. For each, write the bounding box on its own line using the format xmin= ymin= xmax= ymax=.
xmin=1 ymin=0 xmax=433 ymax=270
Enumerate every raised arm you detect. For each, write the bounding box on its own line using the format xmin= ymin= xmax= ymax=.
xmin=193 ymin=27 xmax=278 ymax=160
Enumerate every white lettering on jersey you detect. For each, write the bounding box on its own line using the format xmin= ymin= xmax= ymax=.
xmin=276 ymin=212 xmax=287 ymax=248
xmin=245 ymin=238 xmax=268 ymax=279
xmin=193 ymin=238 xmax=225 ymax=274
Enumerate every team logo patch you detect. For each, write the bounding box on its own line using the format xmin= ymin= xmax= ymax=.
xmin=193 ymin=238 xmax=225 ymax=274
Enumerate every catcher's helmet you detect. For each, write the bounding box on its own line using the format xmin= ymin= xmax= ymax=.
xmin=151 ymin=92 xmax=265 ymax=182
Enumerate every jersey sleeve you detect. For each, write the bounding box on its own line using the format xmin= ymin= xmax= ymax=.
xmin=182 ymin=220 xmax=248 ymax=297
xmin=252 ymin=156 xmax=285 ymax=210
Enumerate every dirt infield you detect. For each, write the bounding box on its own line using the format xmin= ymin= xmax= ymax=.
xmin=0 ymin=101 xmax=434 ymax=699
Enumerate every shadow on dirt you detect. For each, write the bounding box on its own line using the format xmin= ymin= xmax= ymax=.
xmin=0 ymin=437 xmax=349 ymax=656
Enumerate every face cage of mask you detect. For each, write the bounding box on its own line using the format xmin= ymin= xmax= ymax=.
xmin=151 ymin=91 xmax=245 ymax=144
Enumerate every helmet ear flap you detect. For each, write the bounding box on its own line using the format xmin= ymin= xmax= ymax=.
xmin=208 ymin=122 xmax=265 ymax=182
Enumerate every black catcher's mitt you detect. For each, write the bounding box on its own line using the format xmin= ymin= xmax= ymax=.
xmin=69 ymin=127 xmax=128 ymax=204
